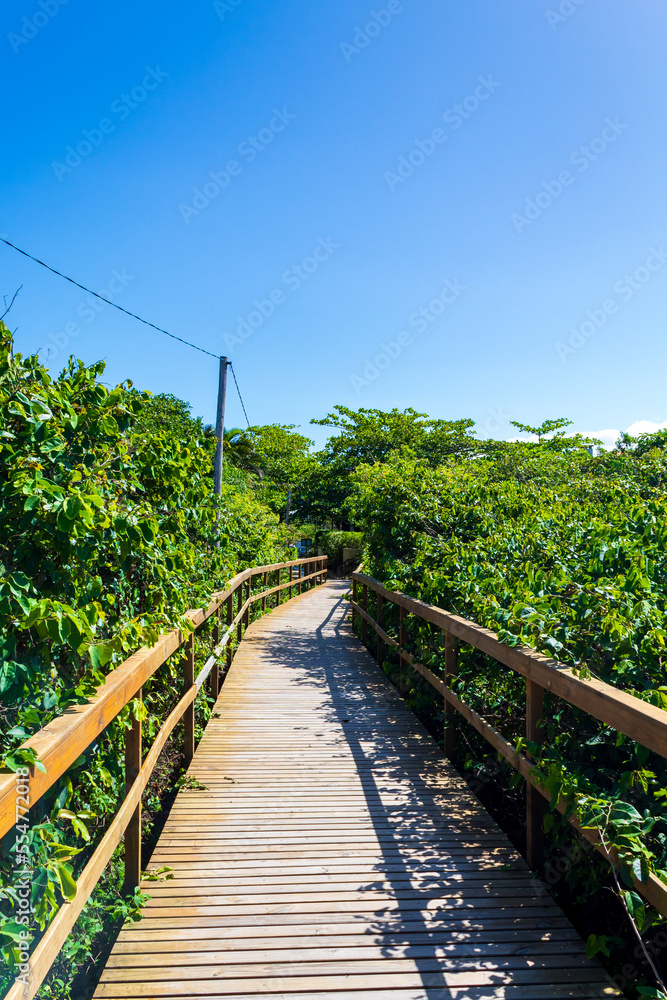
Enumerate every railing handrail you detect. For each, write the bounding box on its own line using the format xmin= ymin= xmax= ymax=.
xmin=350 ymin=569 xmax=667 ymax=918
xmin=352 ymin=571 xmax=667 ymax=755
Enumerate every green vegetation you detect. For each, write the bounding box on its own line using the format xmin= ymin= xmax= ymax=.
xmin=342 ymin=420 xmax=667 ymax=996
xmin=0 ymin=326 xmax=290 ymax=995
xmin=3 ymin=321 xmax=667 ymax=996
xmin=314 ymin=530 xmax=363 ymax=576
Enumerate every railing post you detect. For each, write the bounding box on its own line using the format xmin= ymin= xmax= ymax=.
xmin=276 ymin=568 xmax=281 ymax=607
xmin=237 ymin=583 xmax=243 ymax=643
xmin=526 ymin=679 xmax=545 ymax=870
xmin=123 ymin=689 xmax=142 ymax=894
xmin=352 ymin=578 xmax=358 ymax=629
xmin=399 ymin=605 xmax=407 ymax=692
xmin=183 ymin=633 xmax=195 ymax=764
xmin=376 ymin=594 xmax=384 ymax=664
xmin=244 ymin=578 xmax=250 ymax=629
xmin=444 ymin=632 xmax=457 ymax=758
xmin=362 ymin=584 xmax=368 ymax=646
xmin=298 ymin=564 xmax=302 ymax=596
xmin=210 ymin=609 xmax=220 ymax=701
xmin=288 ymin=564 xmax=293 ymax=600
xmin=262 ymin=571 xmax=268 ymax=611
xmin=226 ymin=593 xmax=233 ymax=670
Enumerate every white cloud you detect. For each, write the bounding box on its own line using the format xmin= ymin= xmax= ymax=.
xmin=576 ymin=419 xmax=667 ymax=451
xmin=577 ymin=428 xmax=620 ymax=450
xmin=626 ymin=419 xmax=667 ymax=437
xmin=502 ymin=420 xmax=667 ymax=451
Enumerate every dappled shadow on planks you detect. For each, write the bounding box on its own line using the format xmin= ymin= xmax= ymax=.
xmin=234 ymin=583 xmax=618 ymax=997
xmin=94 ymin=581 xmax=620 ymax=999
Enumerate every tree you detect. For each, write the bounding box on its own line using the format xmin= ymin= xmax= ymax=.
xmin=296 ymin=406 xmax=477 ymax=526
xmin=223 ymin=428 xmax=262 ymax=474
xmin=509 ymin=417 xmax=573 ymax=444
xmin=131 ymin=392 xmax=208 ymax=444
xmin=246 ymin=424 xmax=314 ymax=518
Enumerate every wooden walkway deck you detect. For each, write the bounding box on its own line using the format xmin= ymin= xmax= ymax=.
xmin=95 ymin=581 xmax=620 ymax=1000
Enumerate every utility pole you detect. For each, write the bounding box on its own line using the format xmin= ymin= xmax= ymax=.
xmin=214 ymin=356 xmax=228 ymax=497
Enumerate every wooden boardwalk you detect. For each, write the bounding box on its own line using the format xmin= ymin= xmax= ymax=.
xmin=95 ymin=581 xmax=620 ymax=1000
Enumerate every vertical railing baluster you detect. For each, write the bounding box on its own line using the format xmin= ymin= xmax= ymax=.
xmin=211 ymin=609 xmax=219 ymax=701
xmin=226 ymin=593 xmax=233 ymax=671
xmin=399 ymin=605 xmax=407 ymax=694
xmin=183 ymin=633 xmax=195 ymax=763
xmin=362 ymin=584 xmax=368 ymax=646
xmin=526 ymin=679 xmax=545 ymax=870
xmin=352 ymin=578 xmax=358 ymax=630
xmin=237 ymin=584 xmax=243 ymax=643
xmin=244 ymin=578 xmax=250 ymax=629
xmin=263 ymin=571 xmax=268 ymax=611
xmin=376 ymin=594 xmax=384 ymax=664
xmin=444 ymin=632 xmax=457 ymax=758
xmin=123 ymin=688 xmax=142 ymax=894
xmin=276 ymin=568 xmax=281 ymax=607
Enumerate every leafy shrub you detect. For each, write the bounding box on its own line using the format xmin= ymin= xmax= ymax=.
xmin=0 ymin=326 xmax=287 ymax=993
xmin=315 ymin=530 xmax=363 ymax=575
xmin=347 ymin=445 xmax=667 ymax=989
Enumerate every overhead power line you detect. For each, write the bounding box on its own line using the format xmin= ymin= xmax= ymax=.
xmin=0 ymin=236 xmax=219 ymax=360
xmin=229 ymin=363 xmax=250 ymax=428
xmin=1 ymin=236 xmax=252 ymax=427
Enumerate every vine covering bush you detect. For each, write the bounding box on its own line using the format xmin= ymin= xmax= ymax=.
xmin=0 ymin=325 xmax=288 ymax=994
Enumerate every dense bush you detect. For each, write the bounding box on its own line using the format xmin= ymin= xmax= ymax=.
xmin=315 ymin=530 xmax=363 ymax=575
xmin=0 ymin=326 xmax=288 ymax=993
xmin=347 ymin=441 xmax=667 ymax=991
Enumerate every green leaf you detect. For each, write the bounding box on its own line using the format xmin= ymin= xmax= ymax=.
xmin=55 ymin=864 xmax=77 ymax=901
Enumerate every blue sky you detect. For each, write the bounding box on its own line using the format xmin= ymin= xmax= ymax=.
xmin=1 ymin=0 xmax=666 ymax=447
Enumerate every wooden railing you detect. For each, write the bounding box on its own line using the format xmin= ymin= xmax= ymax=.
xmin=351 ymin=568 xmax=667 ymax=919
xmin=1 ymin=555 xmax=327 ymax=1000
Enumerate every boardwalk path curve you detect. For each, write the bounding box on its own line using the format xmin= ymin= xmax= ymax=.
xmin=95 ymin=581 xmax=619 ymax=1000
